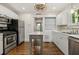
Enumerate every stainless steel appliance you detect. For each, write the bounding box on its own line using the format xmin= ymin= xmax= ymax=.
xmin=3 ymin=31 xmax=17 ymax=54
xmin=69 ymin=36 xmax=79 ymax=55
xmin=0 ymin=15 xmax=17 ymax=54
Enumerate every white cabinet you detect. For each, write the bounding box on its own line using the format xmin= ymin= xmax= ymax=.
xmin=43 ymin=30 xmax=52 ymax=42
xmin=0 ymin=33 xmax=3 ymax=54
xmin=52 ymin=31 xmax=69 ymax=54
xmin=18 ymin=20 xmax=25 ymax=44
xmin=56 ymin=10 xmax=69 ymax=25
xmin=0 ymin=5 xmax=18 ymax=19
xmin=52 ymin=31 xmax=57 ymax=43
xmin=56 ymin=13 xmax=62 ymax=25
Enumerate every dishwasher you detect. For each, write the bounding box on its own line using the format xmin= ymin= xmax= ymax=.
xmin=69 ymin=36 xmax=79 ymax=55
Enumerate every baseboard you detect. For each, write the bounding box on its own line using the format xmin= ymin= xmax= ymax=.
xmin=51 ymin=42 xmax=64 ymax=55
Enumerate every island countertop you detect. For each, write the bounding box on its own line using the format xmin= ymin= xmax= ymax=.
xmin=29 ymin=32 xmax=43 ymax=35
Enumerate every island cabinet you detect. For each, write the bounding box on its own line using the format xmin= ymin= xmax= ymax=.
xmin=29 ymin=34 xmax=43 ymax=55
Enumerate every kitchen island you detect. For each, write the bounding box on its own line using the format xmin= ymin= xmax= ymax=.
xmin=29 ymin=32 xmax=43 ymax=55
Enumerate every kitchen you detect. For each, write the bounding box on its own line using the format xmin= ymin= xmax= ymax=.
xmin=0 ymin=3 xmax=79 ymax=55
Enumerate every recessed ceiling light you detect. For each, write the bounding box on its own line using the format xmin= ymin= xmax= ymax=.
xmin=52 ymin=7 xmax=56 ymax=10
xmin=22 ymin=7 xmax=25 ymax=10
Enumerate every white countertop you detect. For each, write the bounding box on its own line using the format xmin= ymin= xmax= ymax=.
xmin=52 ymin=30 xmax=79 ymax=39
xmin=69 ymin=35 xmax=79 ymax=39
xmin=29 ymin=32 xmax=43 ymax=35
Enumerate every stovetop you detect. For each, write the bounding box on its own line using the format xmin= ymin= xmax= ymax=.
xmin=0 ymin=30 xmax=16 ymax=36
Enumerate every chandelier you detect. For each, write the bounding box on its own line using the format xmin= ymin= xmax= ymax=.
xmin=34 ymin=3 xmax=46 ymax=11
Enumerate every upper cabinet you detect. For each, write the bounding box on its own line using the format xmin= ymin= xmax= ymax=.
xmin=56 ymin=7 xmax=79 ymax=26
xmin=0 ymin=5 xmax=18 ymax=19
xmin=56 ymin=9 xmax=69 ymax=25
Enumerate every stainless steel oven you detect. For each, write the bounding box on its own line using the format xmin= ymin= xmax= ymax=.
xmin=4 ymin=34 xmax=16 ymax=49
xmin=3 ymin=33 xmax=17 ymax=54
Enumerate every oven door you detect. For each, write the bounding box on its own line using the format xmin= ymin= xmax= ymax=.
xmin=4 ymin=34 xmax=16 ymax=48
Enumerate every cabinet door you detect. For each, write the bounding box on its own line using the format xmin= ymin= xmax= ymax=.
xmin=56 ymin=10 xmax=68 ymax=25
xmin=62 ymin=11 xmax=67 ymax=25
xmin=54 ymin=32 xmax=68 ymax=54
xmin=18 ymin=21 xmax=25 ymax=44
xmin=0 ymin=34 xmax=3 ymax=54
xmin=56 ymin=13 xmax=62 ymax=25
xmin=58 ymin=34 xmax=68 ymax=54
xmin=19 ymin=28 xmax=24 ymax=44
xmin=52 ymin=31 xmax=56 ymax=42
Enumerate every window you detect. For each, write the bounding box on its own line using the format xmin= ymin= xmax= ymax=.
xmin=72 ymin=9 xmax=79 ymax=23
xmin=45 ymin=17 xmax=56 ymax=30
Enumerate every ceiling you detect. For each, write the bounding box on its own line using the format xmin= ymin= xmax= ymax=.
xmin=0 ymin=3 xmax=70 ymax=15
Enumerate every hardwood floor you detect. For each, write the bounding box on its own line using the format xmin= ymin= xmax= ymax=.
xmin=7 ymin=42 xmax=63 ymax=55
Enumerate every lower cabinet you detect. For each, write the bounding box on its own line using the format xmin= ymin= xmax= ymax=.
xmin=0 ymin=34 xmax=3 ymax=55
xmin=52 ymin=31 xmax=69 ymax=55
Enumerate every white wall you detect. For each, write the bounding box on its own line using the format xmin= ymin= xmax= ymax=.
xmin=0 ymin=5 xmax=18 ymax=19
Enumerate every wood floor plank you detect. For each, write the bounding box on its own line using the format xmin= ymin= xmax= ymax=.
xmin=7 ymin=42 xmax=63 ymax=55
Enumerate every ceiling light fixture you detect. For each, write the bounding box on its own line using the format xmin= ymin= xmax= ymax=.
xmin=52 ymin=7 xmax=56 ymax=10
xmin=34 ymin=3 xmax=46 ymax=11
xmin=34 ymin=3 xmax=47 ymax=15
xmin=22 ymin=7 xmax=25 ymax=10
